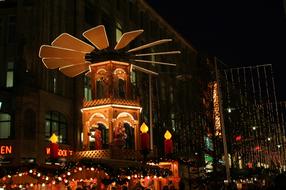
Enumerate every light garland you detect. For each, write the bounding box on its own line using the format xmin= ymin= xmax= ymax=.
xmin=0 ymin=159 xmax=172 ymax=188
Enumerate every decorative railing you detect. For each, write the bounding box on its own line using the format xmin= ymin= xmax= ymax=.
xmin=83 ymin=98 xmax=140 ymax=108
xmin=68 ymin=148 xmax=154 ymax=162
xmin=69 ymin=150 xmax=110 ymax=161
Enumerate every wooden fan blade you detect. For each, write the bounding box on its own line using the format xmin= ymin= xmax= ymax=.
xmin=82 ymin=25 xmax=109 ymax=50
xmin=114 ymin=29 xmax=144 ymax=50
xmin=39 ymin=45 xmax=85 ymax=59
xmin=42 ymin=58 xmax=85 ymax=69
xmin=135 ymin=51 xmax=181 ymax=57
xmin=131 ymin=64 xmax=158 ymax=75
xmin=133 ymin=59 xmax=176 ymax=66
xmin=52 ymin=33 xmax=95 ymax=53
xmin=128 ymin=39 xmax=172 ymax=53
xmin=59 ymin=63 xmax=90 ymax=77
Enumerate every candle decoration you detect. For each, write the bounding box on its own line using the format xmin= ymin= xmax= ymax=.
xmin=164 ymin=130 xmax=173 ymax=155
xmin=140 ymin=122 xmax=150 ymax=150
xmin=49 ymin=133 xmax=59 ymax=159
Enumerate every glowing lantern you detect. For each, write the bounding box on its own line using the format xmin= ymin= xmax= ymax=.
xmin=49 ymin=133 xmax=59 ymax=159
xmin=164 ymin=130 xmax=173 ymax=155
xmin=140 ymin=122 xmax=149 ymax=150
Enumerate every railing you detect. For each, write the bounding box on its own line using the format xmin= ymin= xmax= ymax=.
xmin=69 ymin=148 xmax=152 ymax=162
xmin=83 ymin=98 xmax=140 ymax=108
xmin=69 ymin=150 xmax=110 ymax=161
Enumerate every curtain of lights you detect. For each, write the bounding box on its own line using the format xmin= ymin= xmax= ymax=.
xmin=222 ymin=64 xmax=285 ymax=170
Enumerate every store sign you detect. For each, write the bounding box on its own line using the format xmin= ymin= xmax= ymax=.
xmin=0 ymin=145 xmax=12 ymax=154
xmin=45 ymin=147 xmax=73 ymax=157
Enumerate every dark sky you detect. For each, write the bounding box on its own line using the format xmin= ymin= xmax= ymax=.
xmin=145 ymin=0 xmax=286 ymax=100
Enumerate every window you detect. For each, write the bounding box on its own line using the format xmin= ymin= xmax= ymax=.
xmin=115 ymin=22 xmax=122 ymax=42
xmin=53 ymin=77 xmax=57 ymax=93
xmin=131 ymin=71 xmax=137 ymax=99
xmin=48 ymin=73 xmax=57 ymax=94
xmin=45 ymin=111 xmax=67 ymax=143
xmin=0 ymin=113 xmax=11 ymax=139
xmin=131 ymin=71 xmax=136 ymax=85
xmin=84 ymin=76 xmax=92 ymax=101
xmin=6 ymin=61 xmax=14 ymax=87
xmin=171 ymin=113 xmax=175 ymax=131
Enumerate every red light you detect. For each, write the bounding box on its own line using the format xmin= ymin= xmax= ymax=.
xmin=235 ymin=135 xmax=242 ymax=141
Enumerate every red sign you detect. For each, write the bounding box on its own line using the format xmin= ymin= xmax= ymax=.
xmin=46 ymin=147 xmax=73 ymax=157
xmin=0 ymin=145 xmax=12 ymax=155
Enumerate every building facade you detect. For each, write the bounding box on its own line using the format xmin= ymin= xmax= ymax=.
xmin=0 ymin=0 xmax=210 ymax=168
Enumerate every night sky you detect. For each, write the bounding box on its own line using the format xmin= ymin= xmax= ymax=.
xmin=145 ymin=0 xmax=286 ymax=100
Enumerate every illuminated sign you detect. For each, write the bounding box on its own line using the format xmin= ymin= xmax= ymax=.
xmin=0 ymin=145 xmax=12 ymax=155
xmin=45 ymin=147 xmax=73 ymax=157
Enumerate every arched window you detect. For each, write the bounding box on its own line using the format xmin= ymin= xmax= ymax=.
xmin=84 ymin=76 xmax=92 ymax=101
xmin=45 ymin=111 xmax=67 ymax=143
xmin=0 ymin=113 xmax=11 ymax=139
xmin=115 ymin=22 xmax=122 ymax=42
xmin=24 ymin=109 xmax=36 ymax=140
xmin=124 ymin=123 xmax=134 ymax=149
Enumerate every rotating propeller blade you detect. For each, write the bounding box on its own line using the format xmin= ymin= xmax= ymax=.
xmin=133 ymin=59 xmax=176 ymax=66
xmin=83 ymin=25 xmax=109 ymax=50
xmin=135 ymin=51 xmax=181 ymax=57
xmin=114 ymin=29 xmax=144 ymax=50
xmin=42 ymin=58 xmax=85 ymax=69
xmin=59 ymin=63 xmax=90 ymax=77
xmin=39 ymin=45 xmax=85 ymax=59
xmin=131 ymin=64 xmax=158 ymax=75
xmin=128 ymin=39 xmax=172 ymax=53
xmin=52 ymin=33 xmax=95 ymax=53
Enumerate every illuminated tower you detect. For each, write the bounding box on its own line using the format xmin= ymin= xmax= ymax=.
xmin=81 ymin=60 xmax=142 ymax=151
xmin=39 ymin=25 xmax=179 ymax=157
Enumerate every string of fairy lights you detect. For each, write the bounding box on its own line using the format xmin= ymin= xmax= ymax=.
xmin=222 ymin=65 xmax=285 ymax=170
xmin=0 ymin=159 xmax=172 ymax=188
